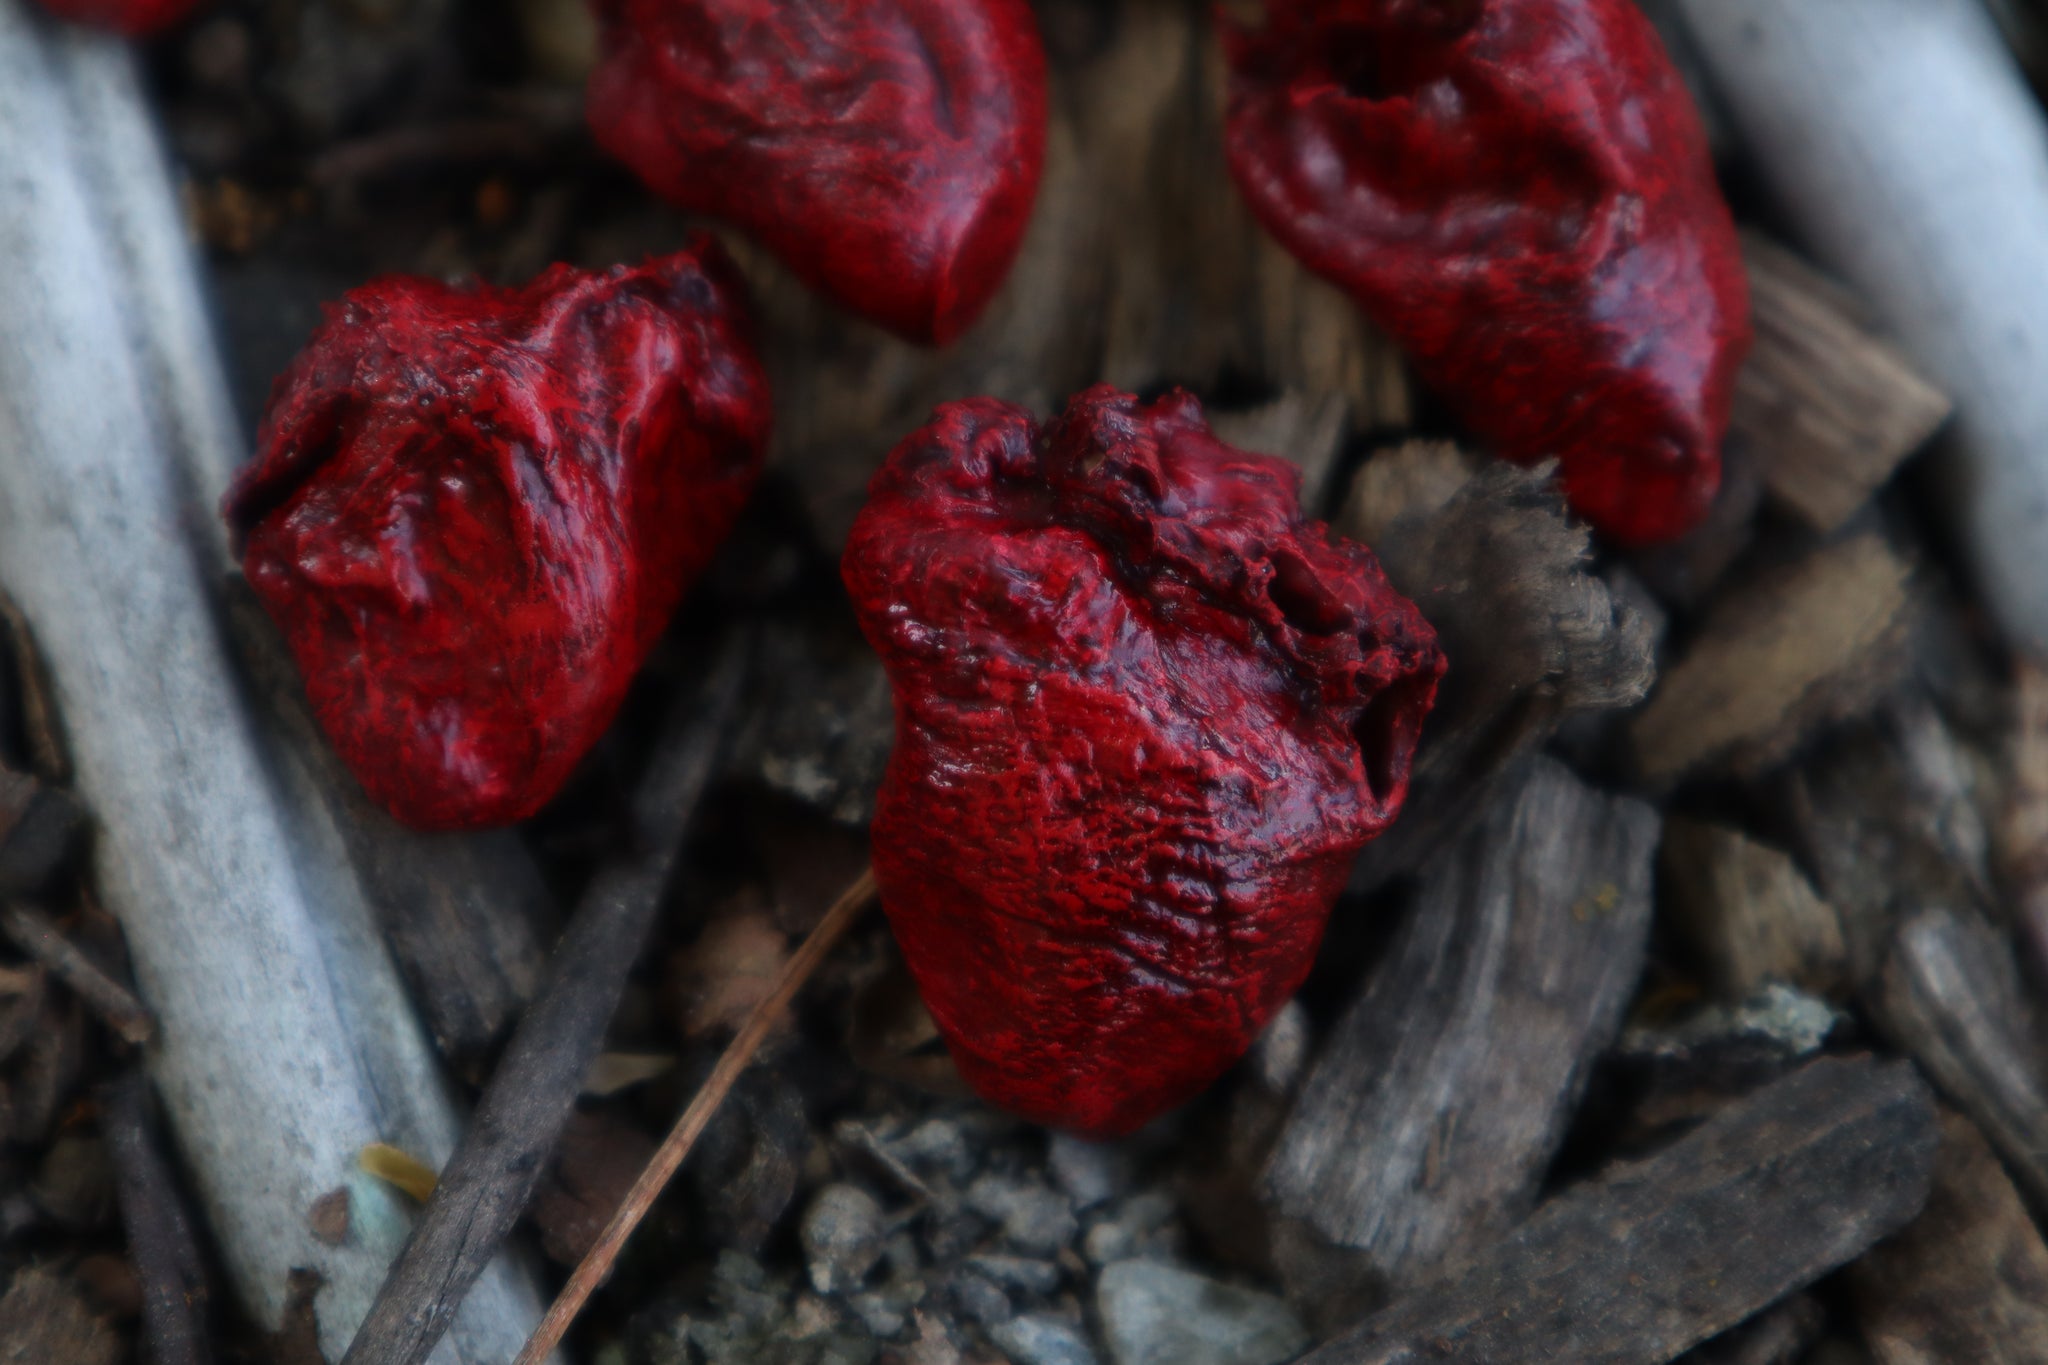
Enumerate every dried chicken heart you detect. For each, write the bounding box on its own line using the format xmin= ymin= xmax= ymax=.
xmin=843 ymin=386 xmax=1444 ymax=1137
xmin=1224 ymin=0 xmax=1751 ymax=545
xmin=33 ymin=0 xmax=202 ymax=35
xmin=222 ymin=244 xmax=771 ymax=831
xmin=585 ymin=0 xmax=1047 ymax=347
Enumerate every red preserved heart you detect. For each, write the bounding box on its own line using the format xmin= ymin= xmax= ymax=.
xmin=1224 ymin=0 xmax=1751 ymax=546
xmin=223 ymin=243 xmax=772 ymax=831
xmin=33 ymin=0 xmax=201 ymax=35
xmin=843 ymin=386 xmax=1444 ymax=1136
xmin=585 ymin=0 xmax=1047 ymax=347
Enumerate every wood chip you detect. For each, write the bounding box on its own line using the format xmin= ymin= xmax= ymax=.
xmin=0 ymin=1267 xmax=120 ymax=1365
xmin=1266 ymin=757 xmax=1657 ymax=1301
xmin=1846 ymin=1108 xmax=2048 ymax=1364
xmin=1632 ymin=533 xmax=1915 ymax=784
xmin=1347 ymin=464 xmax=1658 ymax=889
xmin=1299 ymin=1057 xmax=1938 ymax=1365
xmin=1785 ymin=694 xmax=1996 ymax=988
xmin=1734 ymin=234 xmax=1952 ymax=531
xmin=525 ymin=1110 xmax=657 ymax=1267
xmin=672 ymin=911 xmax=791 ymax=1040
xmin=1660 ymin=817 xmax=1849 ymax=998
xmin=1997 ymin=660 xmax=2048 ymax=985
xmin=1872 ymin=906 xmax=2048 ymax=1208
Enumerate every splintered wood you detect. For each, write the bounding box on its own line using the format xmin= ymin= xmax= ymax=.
xmin=1733 ymin=234 xmax=1952 ymax=531
xmin=1298 ymin=1058 xmax=1938 ymax=1365
xmin=1345 ymin=462 xmax=1657 ymax=889
xmin=1632 ymin=534 xmax=1916 ymax=784
xmin=1265 ymin=758 xmax=1658 ymax=1297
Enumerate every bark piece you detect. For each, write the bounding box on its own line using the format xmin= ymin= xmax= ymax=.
xmin=1266 ymin=757 xmax=1658 ymax=1295
xmin=1299 ymin=1057 xmax=1938 ymax=1365
xmin=1871 ymin=906 xmax=2048 ymax=1208
xmin=1347 ymin=464 xmax=1658 ymax=889
xmin=0 ymin=1267 xmax=120 ymax=1365
xmin=1846 ymin=1108 xmax=2048 ymax=1365
xmin=1632 ymin=534 xmax=1915 ymax=784
xmin=1660 ymin=817 xmax=1849 ymax=998
xmin=1734 ymin=234 xmax=1952 ymax=532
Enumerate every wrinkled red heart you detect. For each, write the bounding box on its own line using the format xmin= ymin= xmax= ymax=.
xmin=844 ymin=386 xmax=1444 ymax=1136
xmin=585 ymin=0 xmax=1047 ymax=347
xmin=223 ymin=242 xmax=772 ymax=830
xmin=1224 ymin=0 xmax=1750 ymax=545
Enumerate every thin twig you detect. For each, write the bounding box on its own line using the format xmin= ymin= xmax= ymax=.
xmin=513 ymin=866 xmax=879 ymax=1365
xmin=102 ymin=1072 xmax=213 ymax=1365
xmin=0 ymin=902 xmax=154 ymax=1044
xmin=341 ymin=638 xmax=749 ymax=1365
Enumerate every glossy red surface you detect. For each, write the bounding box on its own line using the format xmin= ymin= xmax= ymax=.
xmin=223 ymin=243 xmax=771 ymax=830
xmin=585 ymin=0 xmax=1047 ymax=347
xmin=844 ymin=387 xmax=1444 ymax=1136
xmin=1224 ymin=0 xmax=1751 ymax=545
xmin=33 ymin=0 xmax=201 ymax=36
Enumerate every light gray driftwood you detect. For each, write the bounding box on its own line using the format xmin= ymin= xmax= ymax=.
xmin=0 ymin=6 xmax=546 ymax=1359
xmin=1265 ymin=757 xmax=1658 ymax=1299
xmin=1678 ymin=0 xmax=2048 ymax=658
xmin=1300 ymin=1057 xmax=1938 ymax=1365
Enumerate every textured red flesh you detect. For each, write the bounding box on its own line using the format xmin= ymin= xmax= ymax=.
xmin=585 ymin=0 xmax=1047 ymax=347
xmin=844 ymin=386 xmax=1445 ymax=1136
xmin=1223 ymin=0 xmax=1751 ymax=545
xmin=33 ymin=0 xmax=201 ymax=35
xmin=222 ymin=243 xmax=771 ymax=831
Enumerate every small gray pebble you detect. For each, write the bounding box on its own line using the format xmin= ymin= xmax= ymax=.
xmin=802 ymin=1184 xmax=886 ymax=1294
xmin=967 ymin=1253 xmax=1063 ymax=1298
xmin=1048 ymin=1134 xmax=1131 ymax=1210
xmin=989 ymin=1313 xmax=1104 ymax=1365
xmin=967 ymin=1175 xmax=1078 ymax=1257
xmin=892 ymin=1119 xmax=977 ymax=1183
xmin=950 ymin=1271 xmax=1014 ymax=1328
xmin=1096 ymin=1261 xmax=1307 ymax=1365
xmin=848 ymin=1291 xmax=908 ymax=1339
